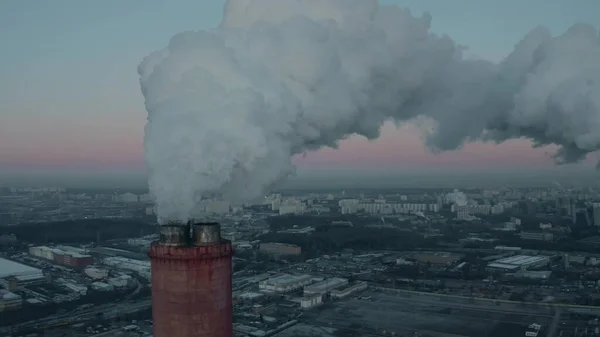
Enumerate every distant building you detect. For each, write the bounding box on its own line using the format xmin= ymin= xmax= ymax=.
xmin=487 ymin=255 xmax=549 ymax=273
xmin=259 ymin=242 xmax=301 ymax=256
xmin=29 ymin=246 xmax=94 ymax=268
xmin=594 ymin=205 xmax=600 ymax=227
xmin=91 ymin=282 xmax=114 ymax=292
xmin=0 ymin=289 xmax=22 ymax=312
xmin=0 ymin=257 xmax=46 ymax=289
xmin=520 ymin=232 xmax=554 ymax=241
xmin=516 ymin=271 xmax=552 ymax=280
xmin=107 ymin=275 xmax=133 ymax=288
xmin=406 ymin=252 xmax=464 ymax=266
xmin=84 ymin=267 xmax=109 ymax=280
xmin=303 ymin=278 xmax=348 ymax=296
xmin=300 ymin=294 xmax=323 ymax=309
xmin=259 ymin=274 xmax=312 ymax=293
xmin=330 ymin=282 xmax=367 ymax=299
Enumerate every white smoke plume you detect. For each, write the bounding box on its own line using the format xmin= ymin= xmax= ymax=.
xmin=446 ymin=189 xmax=468 ymax=207
xmin=139 ymin=0 xmax=600 ymax=224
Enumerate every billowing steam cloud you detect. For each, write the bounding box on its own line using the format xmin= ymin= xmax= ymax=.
xmin=139 ymin=0 xmax=600 ymax=224
xmin=446 ymin=189 xmax=468 ymax=207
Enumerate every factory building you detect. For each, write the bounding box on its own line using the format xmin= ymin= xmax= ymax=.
xmin=55 ymin=278 xmax=88 ymax=295
xmin=520 ymin=232 xmax=554 ymax=241
xmin=487 ymin=255 xmax=550 ymax=273
xmin=259 ymin=242 xmax=302 ymax=256
xmin=405 ymin=252 xmax=464 ymax=266
xmin=102 ymin=256 xmax=151 ymax=280
xmin=330 ymin=282 xmax=368 ymax=299
xmin=259 ymin=274 xmax=313 ymax=293
xmin=29 ymin=246 xmax=93 ymax=268
xmin=0 ymin=257 xmax=46 ymax=290
xmin=84 ymin=267 xmax=109 ymax=280
xmin=29 ymin=246 xmax=54 ymax=260
xmin=300 ymin=294 xmax=323 ymax=309
xmin=0 ymin=289 xmax=22 ymax=312
xmin=91 ymin=281 xmax=114 ymax=292
xmin=303 ymin=278 xmax=349 ymax=296
xmin=149 ymin=222 xmax=233 ymax=337
xmin=107 ymin=275 xmax=134 ymax=288
xmin=54 ymin=251 xmax=94 ymax=268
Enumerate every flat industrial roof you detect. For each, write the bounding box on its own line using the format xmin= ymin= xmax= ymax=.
xmin=487 ymin=263 xmax=520 ymax=270
xmin=0 ymin=257 xmax=42 ymax=279
xmin=495 ymin=255 xmax=547 ymax=266
xmin=304 ymin=278 xmax=348 ymax=293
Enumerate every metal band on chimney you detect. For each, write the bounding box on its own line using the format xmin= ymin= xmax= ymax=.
xmin=193 ymin=222 xmax=221 ymax=245
xmin=159 ymin=223 xmax=190 ymax=247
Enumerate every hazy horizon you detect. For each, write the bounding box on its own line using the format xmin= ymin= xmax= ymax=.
xmin=1 ymin=165 xmax=598 ymax=190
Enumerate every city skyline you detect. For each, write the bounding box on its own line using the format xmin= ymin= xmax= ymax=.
xmin=1 ymin=0 xmax=600 ymax=173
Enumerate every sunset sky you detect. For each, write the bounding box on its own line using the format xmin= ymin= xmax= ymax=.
xmin=1 ymin=0 xmax=599 ymax=173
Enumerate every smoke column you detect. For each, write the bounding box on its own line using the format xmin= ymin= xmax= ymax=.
xmin=139 ymin=0 xmax=600 ymax=224
xmin=446 ymin=190 xmax=468 ymax=207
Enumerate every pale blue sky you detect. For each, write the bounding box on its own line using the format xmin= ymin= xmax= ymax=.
xmin=0 ymin=0 xmax=598 ymax=170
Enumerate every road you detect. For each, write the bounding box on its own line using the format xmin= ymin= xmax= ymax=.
xmin=0 ymin=299 xmax=151 ymax=335
xmin=546 ymin=308 xmax=563 ymax=337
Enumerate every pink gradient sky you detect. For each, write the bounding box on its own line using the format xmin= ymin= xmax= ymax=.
xmin=2 ymin=114 xmax=596 ymax=171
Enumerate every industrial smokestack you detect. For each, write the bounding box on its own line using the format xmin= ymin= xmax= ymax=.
xmin=139 ymin=0 xmax=600 ymax=224
xmin=149 ymin=222 xmax=233 ymax=337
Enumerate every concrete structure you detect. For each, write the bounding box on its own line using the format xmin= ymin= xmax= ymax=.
xmin=91 ymin=281 xmax=114 ymax=292
xmin=259 ymin=242 xmax=301 ymax=256
xmin=84 ymin=267 xmax=109 ymax=280
xmin=520 ymin=232 xmax=554 ymax=241
xmin=29 ymin=246 xmax=55 ymax=260
xmin=0 ymin=257 xmax=45 ymax=288
xmin=487 ymin=255 xmax=550 ymax=272
xmin=107 ymin=275 xmax=133 ymax=288
xmin=259 ymin=274 xmax=312 ymax=293
xmin=406 ymin=252 xmax=464 ymax=266
xmin=0 ymin=289 xmax=22 ymax=311
xmin=330 ymin=282 xmax=368 ymax=299
xmin=54 ymin=252 xmax=94 ymax=268
xmin=300 ymin=294 xmax=323 ymax=309
xmin=149 ymin=222 xmax=233 ymax=337
xmin=29 ymin=246 xmax=93 ymax=268
xmin=303 ymin=278 xmax=348 ymax=296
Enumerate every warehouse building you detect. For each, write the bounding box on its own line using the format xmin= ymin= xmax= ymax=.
xmin=259 ymin=274 xmax=312 ymax=293
xmin=487 ymin=255 xmax=550 ymax=272
xmin=259 ymin=242 xmax=302 ymax=256
xmin=0 ymin=257 xmax=46 ymax=290
xmin=84 ymin=267 xmax=109 ymax=280
xmin=330 ymin=281 xmax=368 ymax=299
xmin=29 ymin=246 xmax=93 ymax=268
xmin=102 ymin=257 xmax=151 ymax=280
xmin=0 ymin=289 xmax=22 ymax=312
xmin=300 ymin=294 xmax=323 ymax=309
xmin=303 ymin=278 xmax=348 ymax=296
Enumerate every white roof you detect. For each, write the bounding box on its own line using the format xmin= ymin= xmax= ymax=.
xmin=0 ymin=257 xmax=42 ymax=279
xmin=0 ymin=289 xmax=21 ymax=300
xmin=487 ymin=263 xmax=520 ymax=270
xmin=495 ymin=255 xmax=547 ymax=266
xmin=304 ymin=278 xmax=348 ymax=293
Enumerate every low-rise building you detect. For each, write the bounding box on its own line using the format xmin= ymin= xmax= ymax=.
xmin=303 ymin=278 xmax=348 ymax=296
xmin=520 ymin=232 xmax=554 ymax=241
xmin=300 ymin=294 xmax=323 ymax=309
xmin=259 ymin=243 xmax=302 ymax=256
xmin=330 ymin=282 xmax=368 ymax=299
xmin=259 ymin=274 xmax=312 ymax=293
xmin=487 ymin=255 xmax=550 ymax=272
xmin=0 ymin=257 xmax=46 ymax=289
xmin=0 ymin=289 xmax=22 ymax=311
